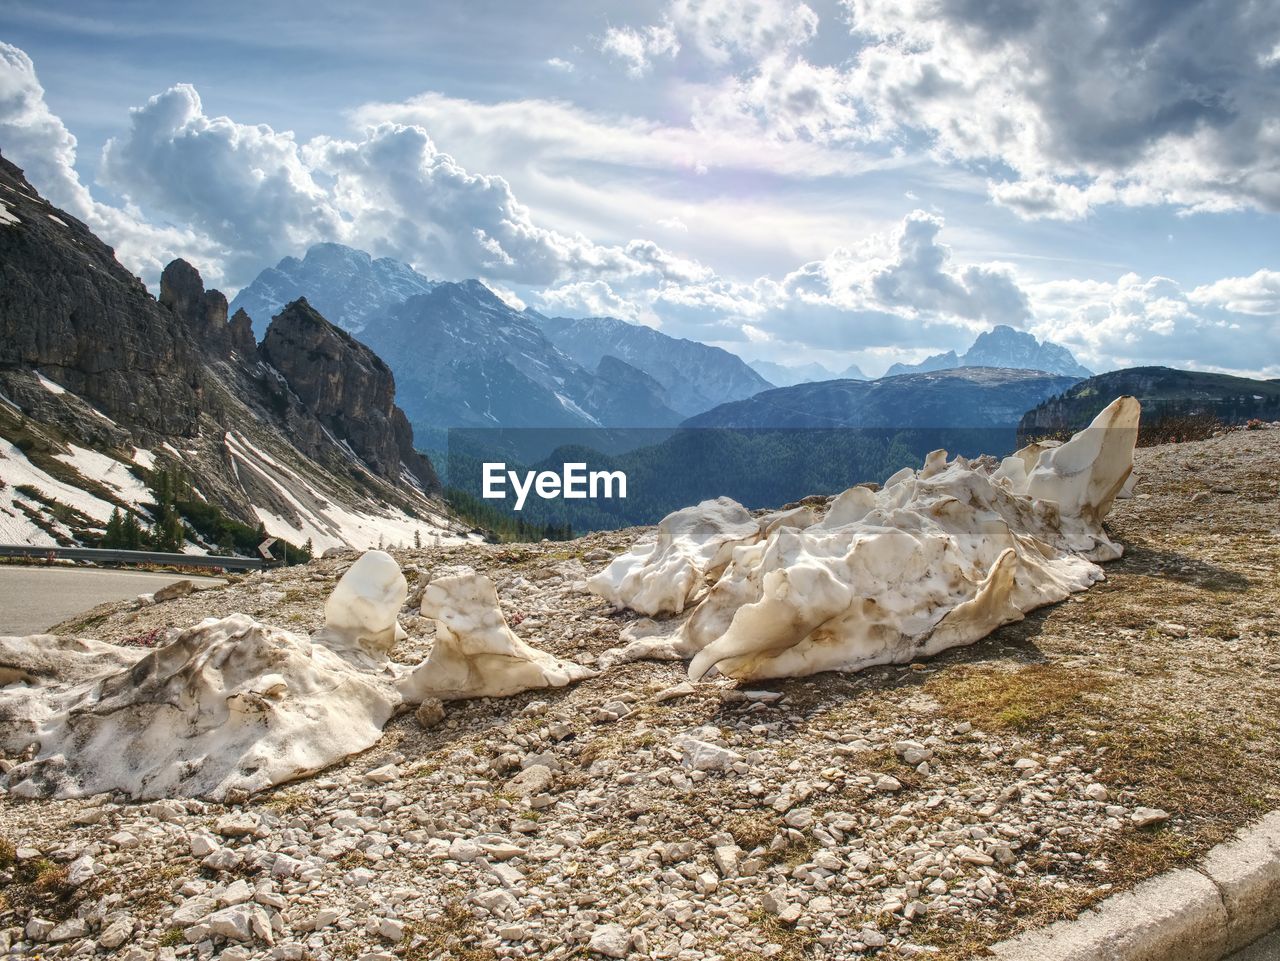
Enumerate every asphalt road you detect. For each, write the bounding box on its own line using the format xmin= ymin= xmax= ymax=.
xmin=0 ymin=565 xmax=224 ymax=635
xmin=1230 ymin=931 xmax=1280 ymax=961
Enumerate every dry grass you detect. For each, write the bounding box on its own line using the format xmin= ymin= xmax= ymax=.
xmin=928 ymin=663 xmax=1111 ymax=733
xmin=402 ymin=902 xmax=500 ymax=961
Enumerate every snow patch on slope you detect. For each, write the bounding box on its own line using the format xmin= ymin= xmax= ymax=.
xmin=225 ymin=431 xmax=463 ymax=552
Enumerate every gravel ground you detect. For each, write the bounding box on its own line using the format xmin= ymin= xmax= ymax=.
xmin=1 ymin=427 xmax=1278 ymax=960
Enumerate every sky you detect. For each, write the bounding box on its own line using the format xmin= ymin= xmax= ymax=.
xmin=1 ymin=0 xmax=1278 ymax=377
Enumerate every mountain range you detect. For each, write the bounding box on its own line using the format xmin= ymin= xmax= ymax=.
xmin=531 ymin=313 xmax=772 ymax=417
xmin=231 ymin=243 xmax=438 ymax=338
xmin=233 ymin=245 xmax=770 ymax=430
xmin=358 ymin=282 xmax=682 ymax=431
xmin=230 ymin=244 xmax=1102 ymax=436
xmin=748 ymin=359 xmax=868 ymax=386
xmin=883 ymin=325 xmax=1093 ymax=378
xmin=0 ymin=152 xmax=461 ymax=554
xmin=684 ymin=367 xmax=1084 ymax=429
xmin=1018 ymin=367 xmax=1280 ymax=442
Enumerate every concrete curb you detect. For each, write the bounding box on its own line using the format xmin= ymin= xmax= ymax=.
xmin=989 ymin=810 xmax=1280 ymax=961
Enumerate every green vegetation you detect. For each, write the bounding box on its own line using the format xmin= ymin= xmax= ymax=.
xmin=444 ymin=486 xmax=574 ymax=543
xmin=100 ymin=466 xmax=312 ymax=563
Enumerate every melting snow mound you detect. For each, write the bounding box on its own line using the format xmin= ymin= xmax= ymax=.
xmin=312 ymin=549 xmax=408 ymax=664
xmin=0 ymin=614 xmax=399 ymax=800
xmin=399 ymin=567 xmax=596 ymax=701
xmin=587 ymin=496 xmax=768 ymax=616
xmin=597 ymin=396 xmax=1141 ymax=683
xmin=0 ymin=550 xmax=598 ymax=800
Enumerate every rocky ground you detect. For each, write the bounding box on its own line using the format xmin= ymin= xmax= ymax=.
xmin=2 ymin=427 xmax=1279 ymax=961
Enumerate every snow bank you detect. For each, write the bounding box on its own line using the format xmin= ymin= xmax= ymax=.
xmin=600 ymin=396 xmax=1141 ymax=683
xmin=587 ymin=497 xmax=764 ymax=616
xmin=0 ymin=551 xmax=595 ymax=800
xmin=312 ymin=549 xmax=407 ymax=664
xmin=399 ymin=567 xmax=596 ymax=701
xmin=225 ymin=430 xmax=461 ymax=552
xmin=0 ymin=614 xmax=398 ymax=800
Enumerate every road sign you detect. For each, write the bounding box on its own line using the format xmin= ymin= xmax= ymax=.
xmin=258 ymin=538 xmax=277 ymax=560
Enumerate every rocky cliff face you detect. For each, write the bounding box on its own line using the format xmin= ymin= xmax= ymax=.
xmin=0 ymin=155 xmax=202 ymax=438
xmin=260 ymin=299 xmax=437 ymax=490
xmin=0 ymin=150 xmax=453 ymax=552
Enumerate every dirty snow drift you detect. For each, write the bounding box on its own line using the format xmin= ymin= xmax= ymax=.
xmin=0 ymin=552 xmax=596 ymax=800
xmin=0 ymin=614 xmax=400 ymax=801
xmin=595 ymin=396 xmax=1141 ymax=683
xmin=399 ymin=567 xmax=597 ymax=701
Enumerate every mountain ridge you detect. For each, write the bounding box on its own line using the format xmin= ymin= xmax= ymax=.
xmin=0 ymin=152 xmax=460 ymax=553
xmin=683 ymin=367 xmax=1084 ymax=429
xmin=531 ymin=313 xmax=773 ymax=416
xmin=885 ymin=325 xmax=1092 ymax=378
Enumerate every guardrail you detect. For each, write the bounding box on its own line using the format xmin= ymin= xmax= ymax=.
xmin=0 ymin=544 xmax=268 ymax=572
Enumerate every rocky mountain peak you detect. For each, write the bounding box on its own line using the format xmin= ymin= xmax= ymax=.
xmin=260 ymin=299 xmax=437 ymax=491
xmin=884 ymin=328 xmax=1089 ymax=379
xmin=228 ymin=308 xmax=257 ymax=356
xmin=159 ymin=258 xmax=234 ymax=355
xmin=229 ymin=242 xmax=438 ymax=338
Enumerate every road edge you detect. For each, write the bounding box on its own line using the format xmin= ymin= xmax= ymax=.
xmin=987 ymin=809 xmax=1280 ymax=960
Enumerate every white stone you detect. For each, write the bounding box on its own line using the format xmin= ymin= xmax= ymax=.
xmin=189 ymin=832 xmax=220 ymax=857
xmin=673 ymin=735 xmax=744 ymax=772
xmin=66 ymin=853 xmax=96 ymax=886
xmin=377 ymin=918 xmax=406 ymax=941
xmin=208 ymin=904 xmax=259 ymax=942
xmin=955 ymin=845 xmax=994 ymax=866
xmin=99 ymin=916 xmax=133 ymax=949
xmin=1132 ymin=806 xmax=1171 ymax=827
xmin=588 ymin=923 xmax=631 ymax=958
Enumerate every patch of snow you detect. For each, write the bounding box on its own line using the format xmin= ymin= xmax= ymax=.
xmin=0 ymin=615 xmax=398 ymax=800
xmin=35 ymin=372 xmax=65 ymax=395
xmin=224 ymin=431 xmax=462 ymax=552
xmin=131 ymin=447 xmax=157 ymax=470
xmin=554 ymin=392 xmax=601 ymax=426
xmin=0 ymin=200 xmax=19 ymax=226
xmin=46 ymin=213 xmax=68 ymax=227
xmin=0 ymin=440 xmax=118 ymax=526
xmin=398 ymin=566 xmax=595 ymax=701
xmin=54 ymin=445 xmax=151 ymax=508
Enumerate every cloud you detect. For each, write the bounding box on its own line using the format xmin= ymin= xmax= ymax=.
xmin=545 ymin=57 xmax=575 ymax=72
xmin=537 ymin=210 xmax=1037 ymax=359
xmin=1029 ymin=272 xmax=1280 ymax=377
xmin=4 ymin=41 xmax=1278 ymax=379
xmin=539 ymin=279 xmax=641 ymax=320
xmin=841 ymin=0 xmax=1280 ymax=217
xmin=667 ymin=0 xmax=819 ymax=63
xmin=1190 ymin=269 xmax=1280 ymax=316
xmin=0 ymin=42 xmax=222 ymax=283
xmin=605 ymin=0 xmax=1280 ymax=217
xmin=600 ymin=22 xmax=680 ymax=77
xmin=94 ymin=80 xmax=731 ymax=290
